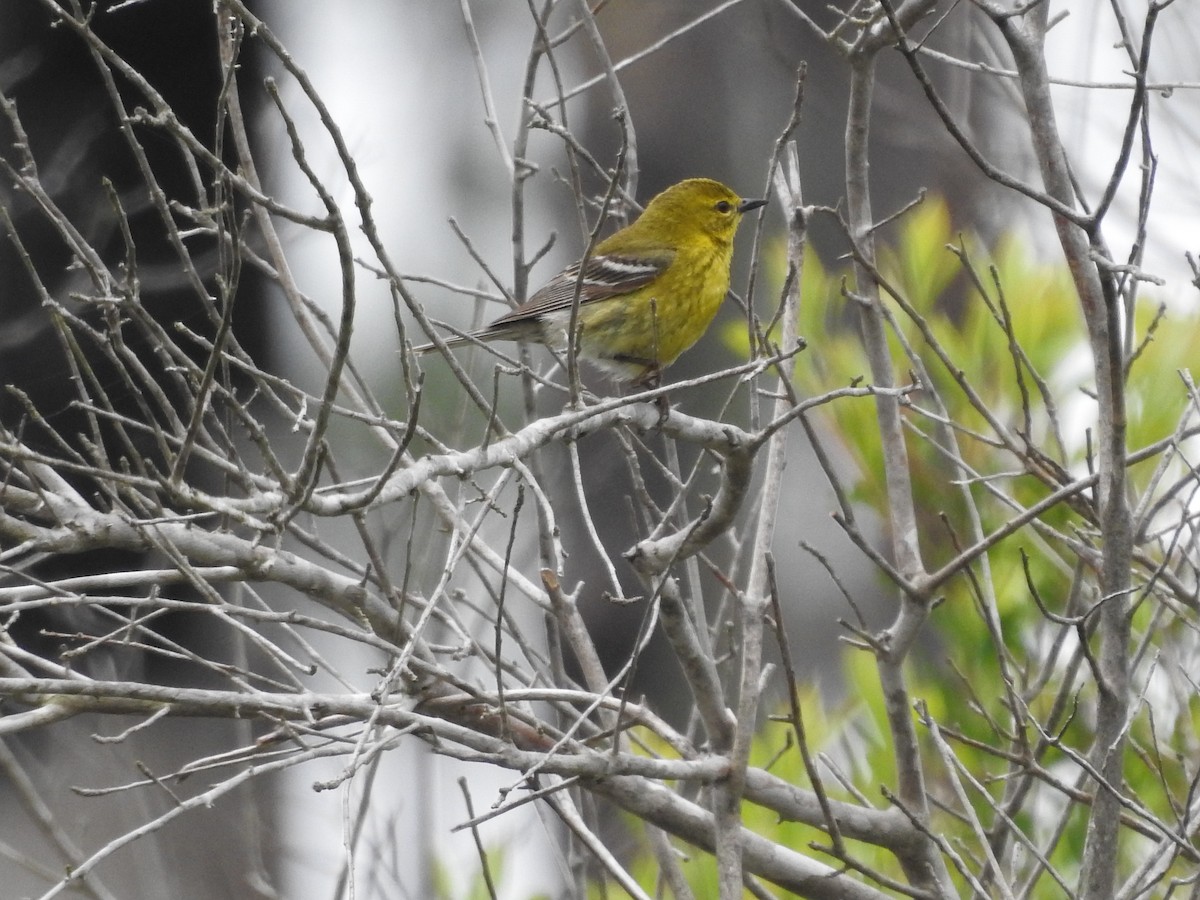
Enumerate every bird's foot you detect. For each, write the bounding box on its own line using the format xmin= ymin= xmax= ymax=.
xmin=654 ymin=393 xmax=671 ymax=426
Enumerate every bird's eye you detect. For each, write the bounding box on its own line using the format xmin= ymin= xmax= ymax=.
xmin=715 ymin=200 xmax=733 ymax=213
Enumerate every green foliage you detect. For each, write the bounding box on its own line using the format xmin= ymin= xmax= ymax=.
xmin=700 ymin=196 xmax=1200 ymax=894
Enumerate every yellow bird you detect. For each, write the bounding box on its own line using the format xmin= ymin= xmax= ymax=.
xmin=416 ymin=178 xmax=766 ymax=386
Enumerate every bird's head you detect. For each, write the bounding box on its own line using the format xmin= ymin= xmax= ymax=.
xmin=637 ymin=177 xmax=766 ymax=247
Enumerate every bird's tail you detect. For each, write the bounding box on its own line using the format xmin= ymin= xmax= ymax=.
xmin=410 ymin=333 xmax=476 ymax=354
xmin=412 ymin=322 xmax=534 ymax=355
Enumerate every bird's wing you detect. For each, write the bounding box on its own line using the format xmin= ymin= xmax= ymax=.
xmin=487 ymin=249 xmax=674 ymax=328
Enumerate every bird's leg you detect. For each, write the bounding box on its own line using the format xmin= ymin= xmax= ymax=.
xmin=631 ymin=364 xmax=669 ymax=425
xmin=612 ymin=355 xmax=669 ymax=424
xmin=646 ymin=300 xmax=669 ymax=424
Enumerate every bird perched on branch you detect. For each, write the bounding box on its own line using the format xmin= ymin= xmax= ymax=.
xmin=415 ymin=178 xmax=766 ymax=387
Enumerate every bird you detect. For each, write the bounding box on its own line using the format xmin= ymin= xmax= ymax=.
xmin=415 ymin=178 xmax=766 ymax=387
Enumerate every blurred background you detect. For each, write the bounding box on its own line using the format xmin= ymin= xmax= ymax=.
xmin=2 ymin=1 xmax=1197 ymax=896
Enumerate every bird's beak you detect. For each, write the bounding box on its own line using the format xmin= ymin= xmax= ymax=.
xmin=738 ymin=198 xmax=767 ymax=213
